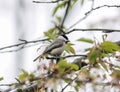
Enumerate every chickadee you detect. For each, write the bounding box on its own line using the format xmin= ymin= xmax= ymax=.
xmin=33 ymin=35 xmax=69 ymax=62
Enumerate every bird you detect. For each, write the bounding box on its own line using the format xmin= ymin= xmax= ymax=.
xmin=33 ymin=34 xmax=69 ymax=62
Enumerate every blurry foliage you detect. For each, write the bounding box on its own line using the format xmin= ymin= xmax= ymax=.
xmin=65 ymin=43 xmax=76 ymax=54
xmin=88 ymin=47 xmax=100 ymax=65
xmin=101 ymin=41 xmax=120 ymax=53
xmin=57 ymin=59 xmax=79 ymax=74
xmin=77 ymin=37 xmax=94 ymax=44
xmin=0 ymin=77 xmax=3 ymax=81
xmin=52 ymin=0 xmax=79 ymax=16
xmin=18 ymin=69 xmax=35 ymax=82
xmin=111 ymin=69 xmax=120 ymax=79
xmin=87 ymin=37 xmax=120 ymax=71
xmin=44 ymin=27 xmax=58 ymax=40
xmin=52 ymin=0 xmax=67 ymax=16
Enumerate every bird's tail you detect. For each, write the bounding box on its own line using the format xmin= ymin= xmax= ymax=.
xmin=33 ymin=54 xmax=44 ymax=62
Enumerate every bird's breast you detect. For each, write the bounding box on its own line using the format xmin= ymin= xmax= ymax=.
xmin=50 ymin=45 xmax=65 ymax=56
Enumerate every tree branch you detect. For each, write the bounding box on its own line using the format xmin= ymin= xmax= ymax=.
xmin=46 ymin=54 xmax=87 ymax=60
xmin=0 ymin=28 xmax=120 ymax=53
xmin=67 ymin=4 xmax=120 ymax=30
xmin=0 ymin=38 xmax=48 ymax=53
xmin=1 ymin=68 xmax=120 ymax=92
xmin=33 ymin=0 xmax=64 ymax=3
xmin=66 ymin=28 xmax=120 ymax=34
xmin=85 ymin=5 xmax=120 ymax=15
xmin=67 ymin=0 xmax=95 ymax=30
xmin=60 ymin=0 xmax=71 ymax=28
xmin=61 ymin=76 xmax=77 ymax=92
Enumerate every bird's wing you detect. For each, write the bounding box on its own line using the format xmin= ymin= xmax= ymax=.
xmin=43 ymin=40 xmax=63 ymax=54
xmin=34 ymin=40 xmax=64 ymax=61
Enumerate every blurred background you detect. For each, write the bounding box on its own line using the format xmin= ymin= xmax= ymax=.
xmin=0 ymin=0 xmax=120 ymax=89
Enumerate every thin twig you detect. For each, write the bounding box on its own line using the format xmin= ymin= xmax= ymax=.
xmin=60 ymin=0 xmax=71 ymax=28
xmin=0 ymin=77 xmax=41 ymax=87
xmin=56 ymin=25 xmax=66 ymax=34
xmin=0 ymin=38 xmax=48 ymax=51
xmin=0 ymin=45 xmax=25 ymax=53
xmin=33 ymin=0 xmax=64 ymax=3
xmin=0 ymin=43 xmax=39 ymax=53
xmin=67 ymin=0 xmax=95 ymax=30
xmin=85 ymin=5 xmax=120 ymax=15
xmin=46 ymin=54 xmax=87 ymax=60
xmin=0 ymin=28 xmax=120 ymax=53
xmin=61 ymin=76 xmax=77 ymax=92
xmin=66 ymin=28 xmax=120 ymax=34
xmin=67 ymin=4 xmax=120 ymax=30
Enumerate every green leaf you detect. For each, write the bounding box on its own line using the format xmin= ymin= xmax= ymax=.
xmin=70 ymin=63 xmax=79 ymax=70
xmin=115 ymin=65 xmax=120 ymax=69
xmin=74 ymin=85 xmax=79 ymax=92
xmin=57 ymin=60 xmax=79 ymax=74
xmin=44 ymin=28 xmax=57 ymax=40
xmin=52 ymin=1 xmax=66 ymax=16
xmin=70 ymin=0 xmax=77 ymax=9
xmin=52 ymin=5 xmax=59 ymax=16
xmin=65 ymin=43 xmax=75 ymax=54
xmin=73 ymin=0 xmax=77 ymax=3
xmin=18 ymin=69 xmax=29 ymax=82
xmin=101 ymin=41 xmax=120 ymax=53
xmin=18 ymin=69 xmax=35 ymax=82
xmin=88 ymin=48 xmax=100 ymax=65
xmin=0 ymin=77 xmax=3 ymax=81
xmin=73 ymin=58 xmax=87 ymax=69
xmin=80 ymin=68 xmax=89 ymax=75
xmin=29 ymin=73 xmax=35 ymax=79
xmin=76 ymin=80 xmax=83 ymax=86
xmin=69 ymin=46 xmax=76 ymax=54
xmin=84 ymin=48 xmax=91 ymax=52
xmin=58 ymin=60 xmax=68 ymax=68
xmin=99 ymin=60 xmax=108 ymax=71
xmin=56 ymin=16 xmax=62 ymax=22
xmin=77 ymin=37 xmax=93 ymax=44
xmin=57 ymin=60 xmax=68 ymax=74
xmin=111 ymin=70 xmax=120 ymax=78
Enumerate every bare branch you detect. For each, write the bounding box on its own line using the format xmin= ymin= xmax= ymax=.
xmin=67 ymin=4 xmax=120 ymax=30
xmin=66 ymin=28 xmax=120 ymax=34
xmin=0 ymin=28 xmax=120 ymax=53
xmin=0 ymin=45 xmax=25 ymax=53
xmin=85 ymin=5 xmax=120 ymax=15
xmin=33 ymin=0 xmax=64 ymax=3
xmin=67 ymin=0 xmax=95 ymax=30
xmin=60 ymin=0 xmax=71 ymax=28
xmin=55 ymin=25 xmax=66 ymax=34
xmin=0 ymin=38 xmax=48 ymax=53
xmin=46 ymin=54 xmax=87 ymax=60
xmin=61 ymin=76 xmax=77 ymax=92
